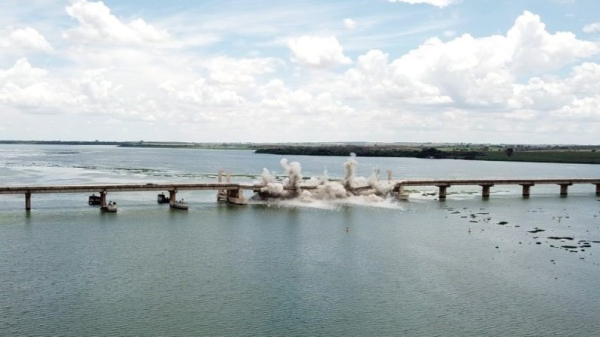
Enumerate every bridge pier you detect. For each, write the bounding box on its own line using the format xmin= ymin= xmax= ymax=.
xmin=520 ymin=183 xmax=534 ymax=197
xmin=169 ymin=190 xmax=177 ymax=205
xmin=595 ymin=183 xmax=600 ymax=196
xmin=217 ymin=170 xmax=229 ymax=201
xmin=25 ymin=192 xmax=31 ymax=211
xmin=437 ymin=185 xmax=449 ymax=200
xmin=226 ymin=188 xmax=247 ymax=205
xmin=387 ymin=170 xmax=392 ymax=182
xmin=480 ymin=184 xmax=494 ymax=198
xmin=99 ymin=191 xmax=107 ymax=207
xmin=559 ymin=183 xmax=572 ymax=196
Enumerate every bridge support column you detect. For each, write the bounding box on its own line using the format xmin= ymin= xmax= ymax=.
xmin=226 ymin=188 xmax=247 ymax=205
xmin=559 ymin=183 xmax=572 ymax=196
xmin=100 ymin=191 xmax=107 ymax=207
xmin=437 ymin=185 xmax=449 ymax=200
xmin=217 ymin=170 xmax=227 ymax=201
xmin=169 ymin=190 xmax=177 ymax=205
xmin=25 ymin=192 xmax=31 ymax=211
xmin=387 ymin=170 xmax=392 ymax=182
xmin=480 ymin=184 xmax=494 ymax=198
xmin=394 ymin=184 xmax=408 ymax=200
xmin=595 ymin=183 xmax=600 ymax=196
xmin=520 ymin=184 xmax=534 ymax=197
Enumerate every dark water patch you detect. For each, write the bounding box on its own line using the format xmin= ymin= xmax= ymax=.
xmin=52 ymin=151 xmax=80 ymax=155
xmin=528 ymin=228 xmax=545 ymax=234
xmin=549 ymin=237 xmax=574 ymax=240
xmin=498 ymin=221 xmax=509 ymax=225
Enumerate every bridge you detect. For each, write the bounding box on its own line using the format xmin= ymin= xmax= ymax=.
xmin=393 ymin=178 xmax=600 ymax=199
xmin=0 ymin=175 xmax=599 ymax=211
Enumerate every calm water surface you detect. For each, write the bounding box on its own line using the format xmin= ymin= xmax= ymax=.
xmin=1 ymin=145 xmax=599 ymax=336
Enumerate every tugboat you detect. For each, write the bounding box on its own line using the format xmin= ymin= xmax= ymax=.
xmin=170 ymin=199 xmax=189 ymax=210
xmin=157 ymin=193 xmax=170 ymax=204
xmin=88 ymin=194 xmax=101 ymax=206
xmin=101 ymin=201 xmax=118 ymax=213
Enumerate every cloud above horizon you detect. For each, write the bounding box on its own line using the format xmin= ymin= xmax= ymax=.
xmin=388 ymin=0 xmax=461 ymax=8
xmin=1 ymin=0 xmax=599 ymax=144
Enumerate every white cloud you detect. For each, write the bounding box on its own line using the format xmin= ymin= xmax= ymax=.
xmin=0 ymin=27 xmax=52 ymax=52
xmin=344 ymin=18 xmax=357 ymax=30
xmin=64 ymin=0 xmax=169 ymax=45
xmin=2 ymin=0 xmax=600 ymax=143
xmin=443 ymin=30 xmax=456 ymax=37
xmin=160 ymin=78 xmax=246 ymax=107
xmin=388 ymin=0 xmax=461 ymax=8
xmin=202 ymin=56 xmax=282 ymax=85
xmin=0 ymin=59 xmax=80 ymax=112
xmin=583 ymin=22 xmax=600 ymax=33
xmin=507 ymin=11 xmax=597 ymax=74
xmin=287 ymin=36 xmax=352 ymax=68
xmin=332 ymin=11 xmax=598 ymax=112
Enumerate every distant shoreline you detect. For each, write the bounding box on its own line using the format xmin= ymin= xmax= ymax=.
xmin=1 ymin=141 xmax=599 ymax=164
xmin=255 ymin=146 xmax=600 ymax=165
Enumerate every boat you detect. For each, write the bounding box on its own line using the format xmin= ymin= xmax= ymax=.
xmin=157 ymin=193 xmax=170 ymax=204
xmin=101 ymin=201 xmax=118 ymax=213
xmin=170 ymin=199 xmax=189 ymax=210
xmin=88 ymin=194 xmax=101 ymax=206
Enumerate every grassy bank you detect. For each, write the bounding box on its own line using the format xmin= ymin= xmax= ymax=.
xmin=255 ymin=146 xmax=600 ymax=165
xmin=475 ymin=151 xmax=600 ymax=164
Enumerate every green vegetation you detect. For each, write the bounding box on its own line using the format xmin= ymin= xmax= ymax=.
xmin=256 ymin=145 xmax=600 ymax=164
xmin=255 ymin=146 xmax=483 ymax=159
xmin=475 ymin=150 xmax=600 ymax=164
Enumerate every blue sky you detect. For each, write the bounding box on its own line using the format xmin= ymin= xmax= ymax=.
xmin=1 ymin=0 xmax=600 ymax=143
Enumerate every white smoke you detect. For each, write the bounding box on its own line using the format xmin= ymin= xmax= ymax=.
xmin=306 ymin=168 xmax=329 ymax=186
xmin=280 ymin=158 xmax=303 ymax=189
xmin=253 ymin=154 xmax=400 ymax=207
xmin=343 ymin=153 xmax=358 ymax=188
xmin=261 ymin=168 xmax=275 ymax=185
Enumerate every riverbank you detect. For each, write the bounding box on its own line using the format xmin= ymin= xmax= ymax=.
xmin=255 ymin=146 xmax=600 ymax=165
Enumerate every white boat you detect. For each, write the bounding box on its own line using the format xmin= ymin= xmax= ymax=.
xmin=101 ymin=202 xmax=118 ymax=212
xmin=170 ymin=200 xmax=189 ymax=210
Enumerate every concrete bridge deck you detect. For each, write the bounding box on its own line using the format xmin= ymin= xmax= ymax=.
xmin=1 ymin=178 xmax=598 ymax=210
xmin=393 ymin=178 xmax=600 ymax=199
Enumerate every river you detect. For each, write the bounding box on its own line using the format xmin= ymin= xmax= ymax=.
xmin=1 ymin=145 xmax=599 ymax=336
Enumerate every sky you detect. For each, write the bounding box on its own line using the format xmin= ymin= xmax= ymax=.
xmin=1 ymin=0 xmax=600 ymax=144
